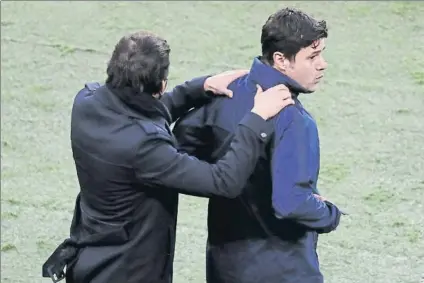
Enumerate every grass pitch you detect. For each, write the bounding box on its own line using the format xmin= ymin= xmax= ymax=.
xmin=1 ymin=2 xmax=423 ymax=283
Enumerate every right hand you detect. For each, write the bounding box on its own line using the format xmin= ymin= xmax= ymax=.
xmin=314 ymin=194 xmax=348 ymax=215
xmin=313 ymin=194 xmax=327 ymax=202
xmin=251 ymin=84 xmax=294 ymax=120
xmin=204 ymin=69 xmax=249 ymax=98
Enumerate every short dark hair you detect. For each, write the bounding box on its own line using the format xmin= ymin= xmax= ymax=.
xmin=106 ymin=31 xmax=171 ymax=94
xmin=261 ymin=8 xmax=328 ymax=64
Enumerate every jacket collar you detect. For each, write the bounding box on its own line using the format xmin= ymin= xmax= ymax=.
xmin=97 ymin=83 xmax=172 ymax=124
xmin=246 ymin=57 xmax=311 ymax=97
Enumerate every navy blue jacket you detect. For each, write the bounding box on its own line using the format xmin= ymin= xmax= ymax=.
xmin=173 ymin=58 xmax=342 ymax=283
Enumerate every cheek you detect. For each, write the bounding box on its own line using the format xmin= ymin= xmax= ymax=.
xmin=305 ymin=63 xmax=318 ymax=81
xmin=293 ymin=63 xmax=315 ymax=83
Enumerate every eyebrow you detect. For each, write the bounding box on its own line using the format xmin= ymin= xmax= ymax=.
xmin=310 ymin=46 xmax=326 ymax=56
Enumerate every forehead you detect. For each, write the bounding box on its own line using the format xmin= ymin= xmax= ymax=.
xmin=304 ymin=38 xmax=326 ymax=53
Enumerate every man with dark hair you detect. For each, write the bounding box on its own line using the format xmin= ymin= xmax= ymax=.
xmin=173 ymin=8 xmax=343 ymax=283
xmin=106 ymin=31 xmax=171 ymax=95
xmin=42 ymin=30 xmax=294 ymax=283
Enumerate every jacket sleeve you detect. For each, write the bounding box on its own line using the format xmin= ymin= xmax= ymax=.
xmin=172 ymin=106 xmax=215 ymax=162
xmin=271 ymin=108 xmax=341 ymax=233
xmin=160 ymin=76 xmax=211 ymax=123
xmin=134 ymin=112 xmax=272 ymax=198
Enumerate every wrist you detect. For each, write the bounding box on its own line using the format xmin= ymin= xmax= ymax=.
xmin=203 ymin=76 xmax=212 ymax=92
xmin=251 ymin=108 xmax=267 ymax=120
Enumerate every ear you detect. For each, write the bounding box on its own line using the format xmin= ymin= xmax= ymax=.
xmin=272 ymin=52 xmax=290 ymax=73
xmin=160 ymin=80 xmax=168 ymax=94
xmin=152 ymin=80 xmax=168 ymax=99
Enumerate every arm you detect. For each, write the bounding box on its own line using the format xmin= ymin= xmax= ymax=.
xmin=135 ymin=112 xmax=272 ymax=198
xmin=160 ymin=70 xmax=249 ymax=123
xmin=172 ymin=104 xmax=215 ymax=161
xmin=271 ymin=109 xmax=341 ymax=233
xmin=160 ymin=76 xmax=212 ymax=123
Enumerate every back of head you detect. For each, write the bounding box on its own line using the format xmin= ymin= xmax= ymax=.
xmin=260 ymin=7 xmax=328 ymax=63
xmin=106 ymin=31 xmax=171 ymax=95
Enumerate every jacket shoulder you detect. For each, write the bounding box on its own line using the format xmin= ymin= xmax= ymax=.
xmin=132 ymin=118 xmax=171 ymax=140
xmin=72 ymin=82 xmax=103 ymax=112
xmin=274 ymin=105 xmax=303 ymax=128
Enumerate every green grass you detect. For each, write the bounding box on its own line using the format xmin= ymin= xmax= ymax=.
xmin=1 ymin=1 xmax=424 ymax=283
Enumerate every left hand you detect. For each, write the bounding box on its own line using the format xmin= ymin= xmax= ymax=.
xmin=314 ymin=194 xmax=349 ymax=215
xmin=204 ymin=69 xmax=249 ymax=98
xmin=313 ymin=194 xmax=327 ymax=202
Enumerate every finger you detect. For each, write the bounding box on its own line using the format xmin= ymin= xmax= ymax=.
xmin=282 ymin=99 xmax=295 ymax=106
xmin=279 ymin=89 xmax=293 ymax=99
xmin=275 ymin=92 xmax=291 ymax=101
xmin=283 ymin=98 xmax=294 ymax=104
xmin=222 ymin=69 xmax=249 ymax=80
xmin=279 ymin=94 xmax=292 ymax=101
xmin=233 ymin=69 xmax=249 ymax=76
xmin=267 ymin=84 xmax=280 ymax=91
xmin=225 ymin=90 xmax=233 ymax=98
xmin=256 ymin=84 xmax=263 ymax=93
xmin=221 ymin=69 xmax=247 ymax=75
xmin=216 ymin=89 xmax=232 ymax=98
xmin=271 ymin=84 xmax=288 ymax=90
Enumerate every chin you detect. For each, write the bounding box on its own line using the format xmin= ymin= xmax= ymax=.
xmin=304 ymin=86 xmax=317 ymax=93
xmin=306 ymin=83 xmax=321 ymax=93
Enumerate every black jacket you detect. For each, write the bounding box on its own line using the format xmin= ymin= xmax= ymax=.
xmin=42 ymin=76 xmax=273 ymax=283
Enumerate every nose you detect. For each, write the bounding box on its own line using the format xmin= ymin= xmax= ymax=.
xmin=319 ymin=57 xmax=328 ymax=70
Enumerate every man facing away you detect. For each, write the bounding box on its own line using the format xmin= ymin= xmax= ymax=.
xmin=173 ymin=7 xmax=343 ymax=283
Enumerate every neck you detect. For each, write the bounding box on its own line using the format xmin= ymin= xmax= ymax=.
xmin=259 ymin=56 xmax=297 ymax=86
xmin=106 ymin=83 xmax=172 ymax=123
xmin=248 ymin=57 xmax=309 ymax=95
xmin=259 ymin=56 xmax=275 ymax=69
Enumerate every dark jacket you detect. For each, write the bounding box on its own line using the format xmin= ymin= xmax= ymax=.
xmin=42 ymin=76 xmax=274 ymax=283
xmin=173 ymin=59 xmax=342 ymax=283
